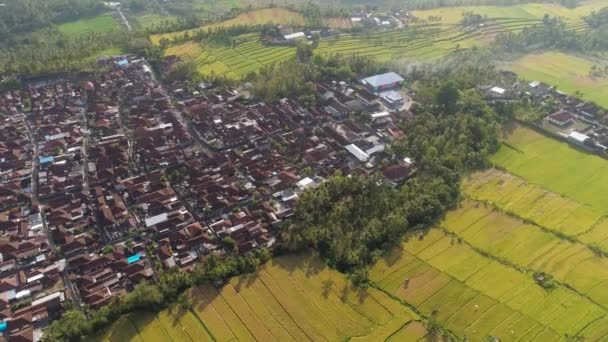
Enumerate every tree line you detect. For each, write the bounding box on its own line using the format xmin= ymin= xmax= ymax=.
xmin=492 ymin=14 xmax=608 ymax=53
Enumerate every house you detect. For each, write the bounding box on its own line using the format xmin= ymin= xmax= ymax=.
xmin=283 ymin=32 xmax=306 ymax=40
xmin=547 ymin=110 xmax=574 ymax=127
xmin=361 ymin=72 xmax=405 ymax=92
xmin=567 ymin=131 xmax=590 ymax=146
xmin=382 ymin=163 xmax=414 ymax=186
xmin=380 ymin=90 xmax=404 ymax=108
xmin=490 ymin=86 xmax=506 ymax=97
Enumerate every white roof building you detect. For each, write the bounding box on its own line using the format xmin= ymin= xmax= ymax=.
xmin=145 ymin=213 xmax=169 ymax=227
xmin=284 ymin=32 xmax=306 ymax=40
xmin=490 ymin=86 xmax=506 ymax=95
xmin=345 ymin=144 xmax=370 ymax=162
xmin=568 ymin=131 xmax=589 ymax=144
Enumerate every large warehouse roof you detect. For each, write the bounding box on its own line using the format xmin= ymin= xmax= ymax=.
xmin=361 ymin=72 xmax=404 ymax=88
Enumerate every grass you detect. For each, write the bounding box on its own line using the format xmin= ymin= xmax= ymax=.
xmin=99 ymin=253 xmax=426 ymax=341
xmin=57 ymin=13 xmax=121 ymax=37
xmin=151 ymin=8 xmax=304 ymax=44
xmin=505 ymin=51 xmax=608 ymax=107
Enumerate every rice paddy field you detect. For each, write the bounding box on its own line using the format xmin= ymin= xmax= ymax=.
xmin=151 ymin=8 xmax=305 ymax=45
xmin=463 ymin=168 xmax=606 ymax=237
xmin=492 ymin=124 xmax=608 ymax=209
xmin=134 ymin=14 xmax=179 ymax=31
xmin=163 ymin=20 xmax=493 ymax=79
xmin=412 ymin=0 xmax=608 ymax=25
xmin=369 ymin=119 xmax=608 ymax=341
xmin=505 ymin=51 xmax=608 ymax=107
xmin=97 ymin=253 xmax=428 ymax=341
xmin=370 ymin=227 xmax=607 ymax=341
xmin=57 ymin=13 xmax=121 ymax=37
xmin=157 ymin=1 xmax=600 ymax=79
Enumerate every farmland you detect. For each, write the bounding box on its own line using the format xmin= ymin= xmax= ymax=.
xmin=368 ymin=119 xmax=608 ymax=341
xmin=57 ymin=13 xmax=121 ymax=38
xmin=163 ymin=20 xmax=493 ymax=79
xmin=492 ymin=124 xmax=608 ymax=209
xmin=97 ymin=253 xmax=428 ymax=341
xmin=505 ymin=52 xmax=608 ymax=107
xmin=412 ymin=1 xmax=608 ymax=25
xmin=370 ymin=228 xmax=606 ymax=341
xmin=151 ymin=8 xmax=305 ymax=45
xmin=463 ymin=169 xmax=606 ymax=237
xmin=156 ymin=0 xmax=603 ymax=79
xmin=134 ymin=14 xmax=179 ymax=31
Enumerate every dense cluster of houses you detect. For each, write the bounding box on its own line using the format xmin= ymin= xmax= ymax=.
xmin=0 ymin=55 xmax=412 ymax=340
xmin=483 ymin=71 xmax=608 ymax=154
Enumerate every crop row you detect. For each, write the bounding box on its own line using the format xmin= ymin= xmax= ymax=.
xmin=371 ymin=226 xmax=608 ymax=340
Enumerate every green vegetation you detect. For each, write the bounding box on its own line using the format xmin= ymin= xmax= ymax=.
xmin=505 ymin=51 xmax=608 ymax=107
xmin=464 ymin=169 xmax=606 ymax=237
xmin=492 ymin=124 xmax=608 ymax=209
xmin=150 ymin=8 xmax=305 ymax=44
xmin=57 ymin=13 xmax=120 ymax=37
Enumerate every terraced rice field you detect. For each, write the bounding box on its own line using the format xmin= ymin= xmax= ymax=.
xmin=98 ymin=253 xmax=428 ymax=341
xmin=413 ymin=1 xmax=608 ymax=25
xmin=151 ymin=8 xmax=304 ymax=44
xmin=162 ymin=9 xmax=575 ymax=79
xmin=439 ymin=200 xmax=608 ymax=307
xmin=57 ymin=13 xmax=121 ymax=37
xmin=506 ymin=51 xmax=608 ymax=107
xmin=164 ymin=21 xmax=489 ymax=78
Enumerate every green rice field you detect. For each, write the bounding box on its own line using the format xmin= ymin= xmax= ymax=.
xmin=463 ymin=169 xmax=606 ymax=237
xmin=97 ymin=253 xmax=428 ymax=341
xmin=57 ymin=13 xmax=121 ymax=37
xmin=440 ymin=200 xmax=608 ymax=308
xmin=159 ymin=5 xmax=588 ymax=79
xmin=492 ymin=124 xmax=608 ymax=210
xmin=163 ymin=21 xmax=489 ymax=79
xmin=413 ymin=1 xmax=608 ymax=25
xmin=134 ymin=14 xmax=179 ymax=31
xmin=370 ymin=228 xmax=607 ymax=341
xmin=151 ymin=8 xmax=305 ymax=45
xmin=506 ymin=51 xmax=608 ymax=107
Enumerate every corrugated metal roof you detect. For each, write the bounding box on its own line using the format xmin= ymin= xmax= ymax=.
xmin=361 ymin=72 xmax=404 ymax=88
xmin=345 ymin=144 xmax=369 ymax=162
xmin=284 ymin=32 xmax=305 ymax=40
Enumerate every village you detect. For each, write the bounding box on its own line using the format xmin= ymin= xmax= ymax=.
xmin=0 ymin=55 xmax=419 ymax=340
xmin=481 ymin=72 xmax=608 ymax=154
xmin=1 ymin=50 xmax=608 ymax=340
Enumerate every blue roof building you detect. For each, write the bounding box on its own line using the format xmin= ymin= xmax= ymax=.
xmin=117 ymin=59 xmax=129 ymax=67
xmin=127 ymin=253 xmax=141 ymax=264
xmin=361 ymin=72 xmax=405 ymax=92
xmin=39 ymin=156 xmax=54 ymax=164
xmin=0 ymin=321 xmax=7 ymax=332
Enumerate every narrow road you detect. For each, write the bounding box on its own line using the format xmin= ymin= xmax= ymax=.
xmin=117 ymin=6 xmax=132 ymax=32
xmin=26 ymin=117 xmax=83 ymax=312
